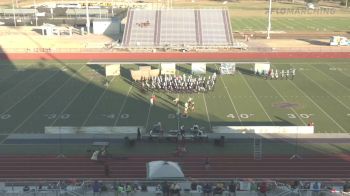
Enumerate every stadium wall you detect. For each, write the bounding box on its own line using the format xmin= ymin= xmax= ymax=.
xmin=1 ymin=52 xmax=350 ymax=61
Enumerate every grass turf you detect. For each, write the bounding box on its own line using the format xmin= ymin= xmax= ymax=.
xmin=0 ymin=59 xmax=349 ymax=136
xmin=173 ymin=1 xmax=350 ymax=32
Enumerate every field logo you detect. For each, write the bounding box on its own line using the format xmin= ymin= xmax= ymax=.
xmin=265 ymin=8 xmax=336 ymax=15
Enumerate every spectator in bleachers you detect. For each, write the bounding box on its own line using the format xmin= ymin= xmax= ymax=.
xmin=162 ymin=181 xmax=170 ymax=196
xmin=92 ymin=181 xmax=101 ymax=196
xmin=203 ymin=183 xmax=212 ymax=196
xmin=213 ymin=183 xmax=224 ymax=195
xmin=191 ymin=182 xmax=197 ymax=191
xmin=258 ymin=182 xmax=267 ymax=196
xmin=228 ymin=181 xmax=236 ymax=196
xmin=23 ymin=185 xmax=30 ymax=192
xmin=125 ymin=183 xmax=132 ymax=196
xmin=155 ymin=184 xmax=162 ymax=196
xmin=196 ymin=183 xmax=203 ymax=193
xmin=344 ymin=181 xmax=350 ymax=192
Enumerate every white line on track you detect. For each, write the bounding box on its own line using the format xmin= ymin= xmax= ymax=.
xmin=300 ymin=71 xmax=350 ymax=111
xmin=0 ymin=69 xmax=60 ymax=120
xmin=49 ymin=74 xmax=97 ymax=127
xmin=287 ymin=78 xmax=346 ymax=132
xmin=9 ymin=65 xmax=86 ymax=134
xmin=113 ymin=86 xmax=133 ymax=126
xmin=238 ymin=72 xmax=275 ymax=125
xmin=216 ymin=66 xmax=242 ymax=125
xmin=202 ymin=93 xmax=212 ymax=129
xmin=82 ymin=77 xmax=117 ymax=126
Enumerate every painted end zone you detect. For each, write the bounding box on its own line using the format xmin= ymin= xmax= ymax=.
xmin=1 ymin=52 xmax=350 ymax=61
xmin=213 ymin=126 xmax=314 ymax=134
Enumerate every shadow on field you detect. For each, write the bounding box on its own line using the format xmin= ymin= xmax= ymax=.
xmin=297 ymin=39 xmax=329 ymax=46
xmin=1 ymin=50 xmax=347 ymax=159
xmin=236 ymin=66 xmax=255 ymax=76
xmin=177 ymin=64 xmax=192 ymax=74
xmin=87 ymin=64 xmax=105 ymax=76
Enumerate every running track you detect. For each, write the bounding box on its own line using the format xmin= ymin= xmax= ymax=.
xmin=0 ymin=51 xmax=349 ymax=179
xmin=1 ymin=52 xmax=350 ymax=61
xmin=0 ymin=155 xmax=349 ymax=179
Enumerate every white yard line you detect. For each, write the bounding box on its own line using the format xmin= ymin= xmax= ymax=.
xmin=300 ymin=71 xmax=350 ymax=111
xmin=81 ymin=77 xmax=117 ymax=127
xmin=144 ymin=92 xmax=154 ymax=130
xmin=49 ymin=74 xmax=97 ymax=127
xmin=267 ymin=80 xmax=306 ymax=125
xmin=0 ymin=70 xmax=60 ymax=118
xmin=287 ymin=79 xmax=346 ymax=132
xmin=202 ymin=93 xmax=212 ymax=129
xmin=216 ymin=66 xmax=242 ymax=125
xmin=314 ymin=65 xmax=350 ymax=92
xmin=238 ymin=72 xmax=275 ymax=125
xmin=10 ymin=65 xmax=86 ymax=134
xmin=113 ymin=86 xmax=133 ymax=126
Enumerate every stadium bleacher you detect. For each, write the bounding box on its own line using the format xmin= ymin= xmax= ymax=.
xmin=122 ymin=9 xmax=234 ymax=48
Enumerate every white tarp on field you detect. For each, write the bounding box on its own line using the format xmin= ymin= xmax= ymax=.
xmin=147 ymin=161 xmax=185 ymax=179
xmin=192 ymin=62 xmax=206 ymax=74
xmin=105 ymin=64 xmax=120 ymax=76
xmin=254 ymin=63 xmax=270 ymax=74
xmin=161 ymin=63 xmax=176 ymax=75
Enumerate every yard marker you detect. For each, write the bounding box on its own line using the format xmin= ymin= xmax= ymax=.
xmin=266 ymin=78 xmax=306 ymax=125
xmin=217 ymin=68 xmax=242 ymax=125
xmin=287 ymin=78 xmax=346 ymax=132
xmin=238 ymin=72 xmax=275 ymax=125
xmin=0 ymin=69 xmax=60 ymax=127
xmin=301 ymin=71 xmax=350 ymax=111
xmin=10 ymin=65 xmax=86 ymax=134
xmin=114 ymin=86 xmax=133 ymax=126
xmin=82 ymin=76 xmax=117 ymax=126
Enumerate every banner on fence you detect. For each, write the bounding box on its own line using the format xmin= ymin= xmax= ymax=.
xmin=192 ymin=62 xmax=206 ymax=74
xmin=105 ymin=64 xmax=120 ymax=76
xmin=161 ymin=63 xmax=176 ymax=75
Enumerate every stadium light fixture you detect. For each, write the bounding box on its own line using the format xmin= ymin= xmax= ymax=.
xmin=267 ymin=0 xmax=272 ymax=39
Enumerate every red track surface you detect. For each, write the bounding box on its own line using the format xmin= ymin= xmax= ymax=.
xmin=0 ymin=155 xmax=349 ymax=179
xmin=1 ymin=52 xmax=350 ymax=61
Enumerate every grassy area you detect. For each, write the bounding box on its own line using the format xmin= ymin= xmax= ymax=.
xmin=0 ymin=59 xmax=349 ymax=135
xmin=232 ymin=17 xmax=350 ymax=32
xmin=174 ymin=1 xmax=350 ymax=32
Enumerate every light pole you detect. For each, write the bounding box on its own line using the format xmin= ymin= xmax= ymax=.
xmin=290 ymin=127 xmax=302 ymax=160
xmin=85 ymin=0 xmax=90 ymax=34
xmin=34 ymin=0 xmax=38 ymax=26
xmin=267 ymin=0 xmax=272 ymax=39
xmin=11 ymin=0 xmax=16 ymax=27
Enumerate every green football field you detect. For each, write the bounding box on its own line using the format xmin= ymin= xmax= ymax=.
xmin=0 ymin=59 xmax=349 ymax=139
